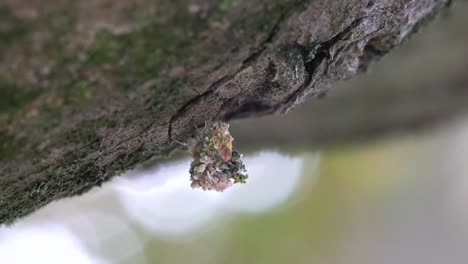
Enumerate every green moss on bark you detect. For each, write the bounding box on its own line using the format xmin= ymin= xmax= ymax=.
xmin=0 ymin=129 xmax=22 ymax=160
xmin=0 ymin=6 xmax=29 ymax=55
xmin=0 ymin=75 xmax=40 ymax=115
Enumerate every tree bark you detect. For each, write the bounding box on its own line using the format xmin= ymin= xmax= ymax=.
xmin=232 ymin=63 xmax=468 ymax=149
xmin=0 ymin=0 xmax=452 ymax=224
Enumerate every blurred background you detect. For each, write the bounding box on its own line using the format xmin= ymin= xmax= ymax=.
xmin=1 ymin=1 xmax=468 ymax=264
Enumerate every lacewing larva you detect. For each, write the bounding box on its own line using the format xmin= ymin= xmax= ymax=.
xmin=183 ymin=121 xmax=248 ymax=192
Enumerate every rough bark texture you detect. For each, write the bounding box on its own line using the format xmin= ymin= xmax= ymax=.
xmin=0 ymin=0 xmax=452 ymax=224
xmin=233 ymin=63 xmax=468 ymax=149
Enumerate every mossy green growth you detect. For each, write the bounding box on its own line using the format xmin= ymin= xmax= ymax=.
xmin=276 ymin=43 xmax=304 ymax=65
xmin=0 ymin=6 xmax=30 ymax=55
xmin=86 ymin=0 xmax=314 ymax=90
xmin=218 ymin=0 xmax=241 ymax=11
xmin=0 ymin=75 xmax=40 ymax=115
xmin=87 ymin=6 xmax=208 ymax=87
xmin=87 ymin=30 xmax=121 ymax=66
xmin=0 ymin=129 xmax=22 ymax=160
xmin=43 ymin=9 xmax=79 ymax=71
xmin=305 ymin=43 xmax=322 ymax=63
xmin=64 ymin=80 xmax=94 ymax=104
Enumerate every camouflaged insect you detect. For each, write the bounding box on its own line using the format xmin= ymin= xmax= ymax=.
xmin=187 ymin=122 xmax=248 ymax=192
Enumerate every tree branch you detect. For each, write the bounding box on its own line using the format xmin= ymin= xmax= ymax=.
xmin=0 ymin=0 xmax=452 ymax=224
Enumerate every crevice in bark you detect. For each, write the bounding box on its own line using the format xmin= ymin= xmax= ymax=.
xmin=168 ymin=12 xmax=286 ymax=141
xmin=241 ymin=13 xmax=285 ymax=65
xmin=282 ymin=17 xmax=365 ymax=109
xmin=222 ymin=97 xmax=277 ymax=120
xmin=168 ymin=90 xmax=213 ymax=141
xmin=358 ymin=39 xmax=387 ymax=72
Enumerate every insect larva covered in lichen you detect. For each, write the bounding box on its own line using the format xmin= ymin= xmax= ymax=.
xmin=186 ymin=121 xmax=248 ymax=192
